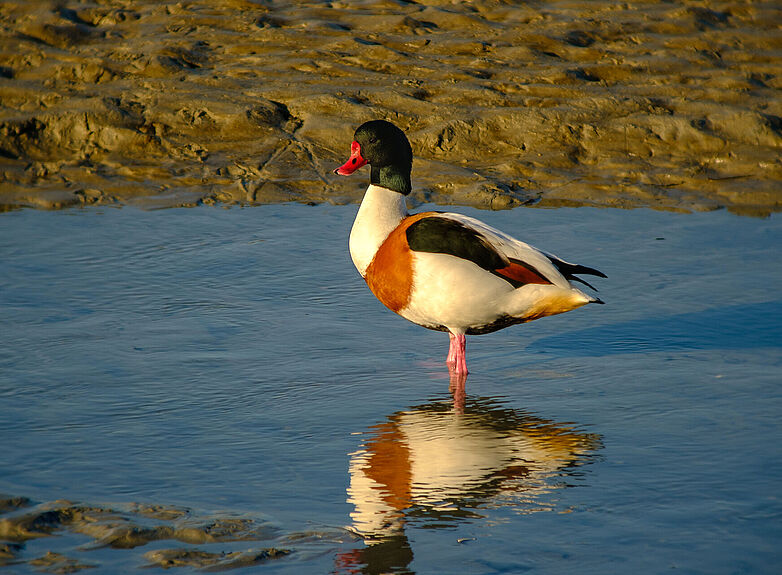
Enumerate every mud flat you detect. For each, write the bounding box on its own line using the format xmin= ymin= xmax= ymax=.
xmin=0 ymin=0 xmax=780 ymax=215
xmin=0 ymin=494 xmax=343 ymax=571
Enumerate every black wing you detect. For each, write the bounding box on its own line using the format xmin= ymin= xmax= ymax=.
xmin=406 ymin=216 xmax=552 ymax=288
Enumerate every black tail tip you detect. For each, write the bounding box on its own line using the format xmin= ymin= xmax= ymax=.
xmin=591 ymin=297 xmax=605 ymax=305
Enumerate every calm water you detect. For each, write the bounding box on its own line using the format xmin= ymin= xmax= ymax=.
xmin=1 ymin=204 xmax=780 ymax=573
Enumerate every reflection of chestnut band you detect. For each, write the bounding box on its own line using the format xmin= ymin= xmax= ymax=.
xmin=346 ymin=398 xmax=601 ymax=543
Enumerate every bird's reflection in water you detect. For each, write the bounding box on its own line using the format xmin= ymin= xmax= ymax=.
xmin=337 ymin=377 xmax=601 ymax=574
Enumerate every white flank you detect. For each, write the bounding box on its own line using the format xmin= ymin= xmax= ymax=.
xmin=401 ymin=251 xmax=513 ymax=329
xmin=401 ymin=252 xmax=593 ymax=333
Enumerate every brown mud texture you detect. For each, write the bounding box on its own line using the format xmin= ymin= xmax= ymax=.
xmin=0 ymin=0 xmax=780 ymax=215
xmin=0 ymin=495 xmax=301 ymax=571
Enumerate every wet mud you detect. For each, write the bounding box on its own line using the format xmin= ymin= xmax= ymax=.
xmin=0 ymin=495 xmax=299 ymax=571
xmin=0 ymin=0 xmax=780 ymax=214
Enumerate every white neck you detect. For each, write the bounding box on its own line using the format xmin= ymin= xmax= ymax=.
xmin=349 ymin=184 xmax=408 ymax=277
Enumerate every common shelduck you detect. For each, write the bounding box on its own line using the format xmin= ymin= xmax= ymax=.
xmin=334 ymin=120 xmax=605 ymax=375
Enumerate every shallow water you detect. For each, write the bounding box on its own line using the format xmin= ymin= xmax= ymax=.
xmin=1 ymin=204 xmax=781 ymax=573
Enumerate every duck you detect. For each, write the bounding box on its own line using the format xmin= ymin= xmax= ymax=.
xmin=334 ymin=120 xmax=605 ymax=375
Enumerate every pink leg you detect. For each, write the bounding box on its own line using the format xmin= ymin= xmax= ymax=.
xmin=446 ymin=332 xmax=457 ymax=365
xmin=447 ymin=332 xmax=468 ymax=375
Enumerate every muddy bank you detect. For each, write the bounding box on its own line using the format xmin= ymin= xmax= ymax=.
xmin=0 ymin=494 xmax=340 ymax=571
xmin=0 ymin=0 xmax=780 ymax=215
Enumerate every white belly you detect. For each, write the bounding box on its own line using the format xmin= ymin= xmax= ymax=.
xmin=400 ymin=252 xmax=514 ymax=332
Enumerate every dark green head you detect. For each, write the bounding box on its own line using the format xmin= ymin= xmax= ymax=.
xmin=334 ymin=120 xmax=413 ymax=195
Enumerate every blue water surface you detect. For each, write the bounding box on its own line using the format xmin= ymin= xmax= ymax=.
xmin=0 ymin=204 xmax=780 ymax=574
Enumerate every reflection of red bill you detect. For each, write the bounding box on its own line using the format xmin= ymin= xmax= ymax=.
xmin=334 ymin=141 xmax=368 ymax=175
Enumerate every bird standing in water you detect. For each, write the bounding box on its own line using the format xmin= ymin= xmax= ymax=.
xmin=334 ymin=120 xmax=605 ymax=375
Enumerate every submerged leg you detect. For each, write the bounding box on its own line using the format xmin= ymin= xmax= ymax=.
xmin=449 ymin=369 xmax=467 ymax=413
xmin=447 ymin=332 xmax=468 ymax=375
